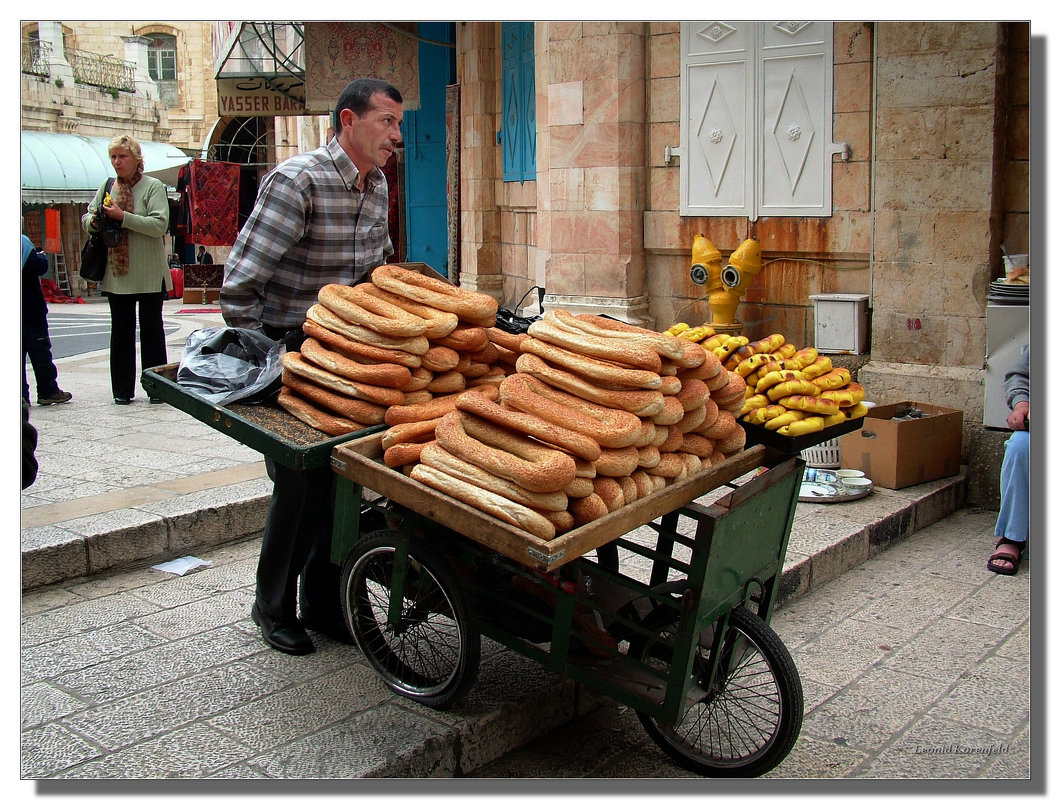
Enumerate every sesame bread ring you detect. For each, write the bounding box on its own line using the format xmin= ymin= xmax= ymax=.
xmin=280 ymin=352 xmax=406 ymax=407
xmin=306 ymin=304 xmax=430 ymax=355
xmin=383 ymin=440 xmax=432 ymax=468
xmin=485 ymin=327 xmax=529 ymax=354
xmin=651 ymin=394 xmax=685 ymax=426
xmin=500 ymin=372 xmax=643 ymax=448
xmin=410 ymin=463 xmax=556 ymax=541
xmin=435 ymin=410 xmax=578 ymax=493
xmin=695 ymin=408 xmax=738 ymax=440
xmin=592 ymin=476 xmax=626 ymax=512
xmin=426 ymin=371 xmax=467 ymax=394
xmin=656 ymin=424 xmax=684 ymax=453
xmin=636 ymin=444 xmax=662 ymax=469
xmin=279 ymin=371 xmax=387 ymax=425
xmin=616 ymin=476 xmax=639 ymax=504
xmin=677 ymin=398 xmax=716 ymax=434
xmin=354 ymin=281 xmax=459 ymax=338
xmin=419 ymin=442 xmax=569 ymax=513
xmin=382 ymin=418 xmax=442 ymax=450
xmin=568 ymin=493 xmax=609 ymax=526
xmin=680 ymin=453 xmax=704 ymax=476
xmin=384 ymin=383 xmax=499 ymax=426
xmin=371 ymin=264 xmax=499 ymax=327
xmin=528 ymin=313 xmax=663 ymax=372
xmin=318 ymin=283 xmax=429 ymax=338
xmin=276 ymin=387 xmax=367 ymax=437
xmin=432 ymin=323 xmax=490 ymax=353
xmin=711 ymin=373 xmax=747 ymax=407
xmin=401 ymin=367 xmax=434 ymax=393
xmin=677 ymin=378 xmax=711 ymax=412
xmin=519 ymin=337 xmax=664 ymax=390
xmin=646 ymin=452 xmax=686 ymax=481
xmin=593 ymin=446 xmax=640 ymax=477
xmin=557 ymin=311 xmax=696 ymax=366
xmin=466 ymin=367 xmax=506 ymax=387
xmin=565 ymin=476 xmax=595 ymax=498
xmin=302 ymin=318 xmax=422 ymax=368
xmin=421 ymin=346 xmax=461 ymax=372
xmin=704 ymin=368 xmax=731 ymax=393
xmin=514 ymin=353 xmax=665 ymax=416
xmin=454 ymin=389 xmax=602 ymax=462
xmin=634 ymin=419 xmax=658 ymax=447
xmin=299 ymin=337 xmax=412 ymax=389
xmin=679 ymin=433 xmax=714 ymax=458
xmin=677 ymin=347 xmax=723 ymax=381
xmin=714 ymin=423 xmax=747 ymax=454
xmin=403 ymin=390 xmax=433 ymax=405
xmin=542 ymin=510 xmax=576 ymax=535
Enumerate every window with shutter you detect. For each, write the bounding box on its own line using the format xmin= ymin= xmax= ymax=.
xmin=678 ymin=21 xmax=837 ymax=220
xmin=501 ymin=22 xmax=536 ymax=184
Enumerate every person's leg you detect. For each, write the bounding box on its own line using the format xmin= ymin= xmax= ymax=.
xmin=107 ymin=293 xmax=137 ymax=400
xmin=137 ymin=291 xmax=168 ymax=371
xmin=989 ymin=431 xmax=1029 ymax=574
xmin=24 ymin=321 xmax=61 ymax=400
xmin=256 ymin=457 xmax=317 ymax=620
xmin=251 ymin=456 xmax=317 ymax=654
xmin=298 ymin=469 xmax=351 ymax=640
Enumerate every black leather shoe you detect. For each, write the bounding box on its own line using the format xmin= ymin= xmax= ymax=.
xmin=251 ymin=604 xmax=315 ymax=655
xmin=298 ymin=610 xmax=355 ymax=645
xmin=114 ymin=397 xmax=132 ymax=405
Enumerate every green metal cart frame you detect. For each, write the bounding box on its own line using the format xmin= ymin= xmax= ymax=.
xmin=143 ymin=363 xmax=808 ymax=777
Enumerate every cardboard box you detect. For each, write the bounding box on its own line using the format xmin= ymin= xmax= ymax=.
xmin=181 ymin=288 xmax=217 ymax=304
xmin=839 ymin=401 xmax=963 ymax=489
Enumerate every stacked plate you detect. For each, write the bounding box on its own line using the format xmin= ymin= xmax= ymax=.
xmin=988 ymin=279 xmax=1029 ymax=305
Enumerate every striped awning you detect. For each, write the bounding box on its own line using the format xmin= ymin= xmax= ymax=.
xmin=21 ymin=131 xmax=192 ymax=204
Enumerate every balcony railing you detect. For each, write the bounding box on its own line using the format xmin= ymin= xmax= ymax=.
xmin=65 ymin=47 xmax=135 ymax=92
xmin=21 ymin=38 xmax=51 ymax=78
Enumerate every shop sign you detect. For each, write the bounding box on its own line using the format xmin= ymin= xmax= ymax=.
xmin=217 ymin=77 xmax=306 ymax=116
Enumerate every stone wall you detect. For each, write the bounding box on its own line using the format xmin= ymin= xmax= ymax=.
xmin=643 ymin=22 xmax=875 ymax=348
xmin=57 ymin=21 xmax=218 ymax=153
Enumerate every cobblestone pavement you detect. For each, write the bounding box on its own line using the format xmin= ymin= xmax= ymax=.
xmin=468 ymin=507 xmax=1032 ymax=783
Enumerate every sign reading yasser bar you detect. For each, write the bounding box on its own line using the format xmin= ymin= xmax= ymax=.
xmin=217 ymin=77 xmax=305 ymax=116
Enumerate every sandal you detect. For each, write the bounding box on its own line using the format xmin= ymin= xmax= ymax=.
xmin=987 ymin=537 xmax=1023 ymax=576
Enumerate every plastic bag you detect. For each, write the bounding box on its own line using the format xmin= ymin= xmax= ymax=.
xmin=177 ymin=327 xmax=285 ymax=406
xmin=495 ymin=306 xmax=541 ymax=335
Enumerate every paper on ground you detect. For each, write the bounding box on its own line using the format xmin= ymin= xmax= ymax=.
xmin=152 ymin=555 xmax=213 ymax=576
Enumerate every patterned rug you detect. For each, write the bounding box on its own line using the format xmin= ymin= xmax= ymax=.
xmin=304 ymin=22 xmax=420 ymax=111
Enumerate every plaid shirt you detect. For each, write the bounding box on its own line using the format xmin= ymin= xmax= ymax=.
xmin=220 ymin=137 xmax=393 ymax=330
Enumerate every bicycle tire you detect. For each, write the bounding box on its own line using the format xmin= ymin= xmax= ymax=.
xmin=341 ymin=530 xmax=480 ymax=709
xmin=631 ymin=604 xmax=803 ymax=777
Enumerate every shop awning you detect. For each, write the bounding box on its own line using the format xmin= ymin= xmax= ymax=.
xmin=21 ymin=131 xmax=192 ymax=205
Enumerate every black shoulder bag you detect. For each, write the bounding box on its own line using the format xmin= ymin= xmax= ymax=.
xmin=79 ymin=178 xmax=120 ymax=283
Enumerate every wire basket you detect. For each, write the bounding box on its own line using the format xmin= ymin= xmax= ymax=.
xmin=801 ymin=438 xmax=841 ymax=469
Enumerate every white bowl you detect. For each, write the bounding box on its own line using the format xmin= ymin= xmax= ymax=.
xmin=842 ymin=477 xmax=873 ymax=489
xmin=836 ymin=469 xmax=865 ymax=479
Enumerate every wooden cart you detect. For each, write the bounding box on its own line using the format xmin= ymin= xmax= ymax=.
xmin=143 ymin=363 xmax=811 ymax=777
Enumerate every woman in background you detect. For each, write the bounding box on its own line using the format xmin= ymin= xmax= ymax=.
xmin=82 ymin=135 xmax=172 ymax=404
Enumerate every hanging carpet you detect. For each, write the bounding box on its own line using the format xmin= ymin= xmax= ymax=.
xmin=188 ymin=159 xmax=241 ymax=246
xmin=304 ymin=22 xmax=420 ymax=112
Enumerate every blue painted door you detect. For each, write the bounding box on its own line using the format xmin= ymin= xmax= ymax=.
xmin=402 ymin=22 xmax=455 ymax=276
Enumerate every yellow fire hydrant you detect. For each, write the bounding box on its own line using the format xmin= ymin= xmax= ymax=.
xmin=689 ymin=235 xmax=764 ymax=329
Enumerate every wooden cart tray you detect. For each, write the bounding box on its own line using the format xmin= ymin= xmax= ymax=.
xmin=742 ymin=416 xmax=864 ymax=455
xmin=331 ymin=434 xmax=787 ymax=572
xmin=141 ymin=363 xmax=382 ymax=471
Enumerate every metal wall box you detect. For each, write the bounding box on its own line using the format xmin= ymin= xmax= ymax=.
xmin=810 ymin=293 xmax=869 ymax=354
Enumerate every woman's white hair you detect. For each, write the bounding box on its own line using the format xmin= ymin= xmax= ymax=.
xmin=108 ymin=134 xmax=144 ymax=174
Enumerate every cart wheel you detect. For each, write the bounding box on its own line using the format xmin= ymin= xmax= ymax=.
xmin=630 ymin=605 xmax=803 ymax=778
xmin=341 ymin=530 xmax=480 ymax=709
